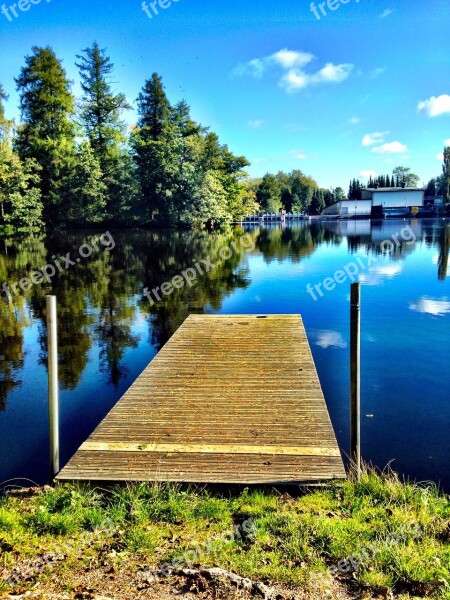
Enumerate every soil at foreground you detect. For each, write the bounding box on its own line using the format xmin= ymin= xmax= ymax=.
xmin=0 ymin=470 xmax=449 ymax=600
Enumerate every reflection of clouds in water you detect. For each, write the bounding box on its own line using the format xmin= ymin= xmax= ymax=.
xmin=312 ymin=330 xmax=347 ymax=349
xmin=409 ymin=297 xmax=450 ymax=316
xmin=359 ymin=262 xmax=402 ymax=286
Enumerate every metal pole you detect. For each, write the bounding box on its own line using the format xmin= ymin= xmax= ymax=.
xmin=46 ymin=295 xmax=59 ymax=479
xmin=350 ymin=283 xmax=361 ymax=479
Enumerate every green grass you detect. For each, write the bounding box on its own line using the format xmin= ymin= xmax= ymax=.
xmin=0 ymin=468 xmax=449 ymax=598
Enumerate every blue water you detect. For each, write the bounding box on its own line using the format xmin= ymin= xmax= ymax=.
xmin=0 ymin=219 xmax=449 ymax=489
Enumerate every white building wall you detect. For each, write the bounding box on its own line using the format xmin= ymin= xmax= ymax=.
xmin=371 ymin=191 xmax=424 ymax=207
xmin=322 ymin=200 xmax=372 ymax=217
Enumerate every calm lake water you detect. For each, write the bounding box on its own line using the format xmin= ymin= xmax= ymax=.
xmin=1 ymin=219 xmax=449 ymax=490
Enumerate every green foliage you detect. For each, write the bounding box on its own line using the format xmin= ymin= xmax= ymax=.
xmin=63 ymin=142 xmax=107 ymax=223
xmin=256 ymin=173 xmax=283 ymax=212
xmin=393 ymin=166 xmax=420 ymax=188
xmin=15 ymin=47 xmax=76 ymax=217
xmin=309 ymin=187 xmax=325 ymax=215
xmin=76 ymin=42 xmax=132 ymax=220
xmin=349 ymin=178 xmax=363 ymax=199
xmin=131 ymin=73 xmax=250 ymax=226
xmin=252 ymin=170 xmax=320 ymax=214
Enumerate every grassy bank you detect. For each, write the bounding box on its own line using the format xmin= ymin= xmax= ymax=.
xmin=0 ymin=469 xmax=449 ymax=599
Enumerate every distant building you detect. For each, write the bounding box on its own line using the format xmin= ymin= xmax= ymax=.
xmin=361 ymin=187 xmax=424 ymax=207
xmin=321 ymin=199 xmax=372 ymax=218
xmin=322 ymin=187 xmax=425 ymax=219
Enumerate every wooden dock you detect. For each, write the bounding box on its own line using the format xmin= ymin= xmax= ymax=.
xmin=57 ymin=315 xmax=345 ymax=485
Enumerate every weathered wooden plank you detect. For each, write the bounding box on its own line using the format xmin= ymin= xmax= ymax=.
xmin=57 ymin=315 xmax=345 ymax=484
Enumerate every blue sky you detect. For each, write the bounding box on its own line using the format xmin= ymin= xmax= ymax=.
xmin=0 ymin=0 xmax=449 ymax=189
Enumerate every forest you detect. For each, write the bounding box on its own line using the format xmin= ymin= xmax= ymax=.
xmin=0 ymin=44 xmax=258 ymax=233
xmin=1 ymin=44 xmax=449 ymax=234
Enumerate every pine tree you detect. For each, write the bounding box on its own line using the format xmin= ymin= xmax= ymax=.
xmin=136 ymin=73 xmax=171 ymax=140
xmin=76 ymin=42 xmax=130 ymax=219
xmin=64 ymin=142 xmax=107 ymax=223
xmin=309 ymin=188 xmax=325 ymax=215
xmin=15 ymin=46 xmax=75 ymax=220
xmin=131 ymin=74 xmax=177 ymax=221
xmin=171 ymin=100 xmax=204 ymax=138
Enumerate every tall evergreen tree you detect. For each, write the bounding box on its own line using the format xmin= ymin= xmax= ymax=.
xmin=131 ymin=73 xmax=175 ymax=220
xmin=15 ymin=46 xmax=75 ymax=220
xmin=136 ymin=73 xmax=171 ymax=140
xmin=310 ymin=188 xmax=325 ymax=215
xmin=76 ymin=43 xmax=131 ymax=219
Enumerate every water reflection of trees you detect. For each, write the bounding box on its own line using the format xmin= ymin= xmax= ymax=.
xmin=1 ymin=220 xmax=448 ymax=409
xmin=437 ymin=224 xmax=449 ymax=281
xmin=0 ymin=300 xmax=26 ymax=410
xmin=248 ymin=222 xmax=341 ymax=263
xmin=0 ymin=235 xmax=46 ymax=410
xmin=0 ymin=228 xmax=256 ymax=405
xmin=137 ymin=229 xmax=253 ymax=348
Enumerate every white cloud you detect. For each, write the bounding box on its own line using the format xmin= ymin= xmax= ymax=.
xmin=295 ymin=153 xmax=308 ymax=160
xmin=418 ymin=95 xmax=450 ymax=117
xmin=380 ymin=9 xmax=394 ymax=18
xmin=280 ymin=68 xmax=310 ymax=92
xmin=372 ymin=141 xmax=408 ymax=154
xmin=248 ymin=120 xmax=264 ymax=128
xmin=444 ymin=138 xmax=450 ymax=146
xmin=367 ymin=67 xmax=386 ymax=79
xmin=359 ymin=263 xmax=403 ymax=286
xmin=437 ymin=153 xmax=444 ymax=161
xmin=410 ymin=297 xmax=450 ymax=316
xmin=349 ymin=116 xmax=362 ymax=125
xmin=376 ymin=264 xmax=402 ymax=276
xmin=234 ymin=49 xmax=353 ymax=93
xmin=362 ymin=131 xmax=389 ymax=146
xmin=360 ymin=170 xmax=377 ymax=179
xmin=233 ymin=49 xmax=314 ymax=79
xmin=252 ymin=157 xmax=269 ymax=164
xmin=271 ymin=49 xmax=314 ymax=69
xmin=311 ymin=63 xmax=354 ymax=84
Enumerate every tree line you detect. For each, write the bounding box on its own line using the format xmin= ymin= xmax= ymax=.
xmin=2 ymin=45 xmax=449 ymax=234
xmin=0 ymin=44 xmax=258 ymax=233
xmin=247 ymin=171 xmax=347 ymax=215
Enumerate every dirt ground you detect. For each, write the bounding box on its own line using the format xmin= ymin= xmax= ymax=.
xmin=1 ymin=561 xmax=357 ymax=600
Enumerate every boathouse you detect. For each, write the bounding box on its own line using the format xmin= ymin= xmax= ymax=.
xmin=322 ymin=187 xmax=425 ymax=218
